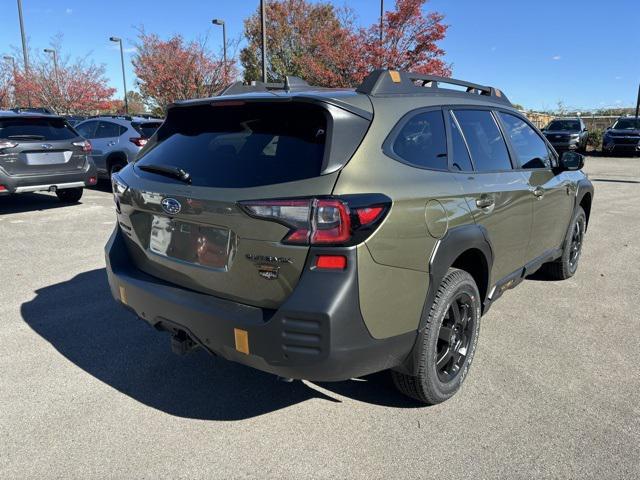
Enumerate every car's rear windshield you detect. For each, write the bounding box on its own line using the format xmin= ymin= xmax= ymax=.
xmin=0 ymin=117 xmax=77 ymax=141
xmin=546 ymin=120 xmax=580 ymax=131
xmin=612 ymin=118 xmax=640 ymax=130
xmin=136 ymin=102 xmax=327 ymax=188
xmin=132 ymin=121 xmax=162 ymax=138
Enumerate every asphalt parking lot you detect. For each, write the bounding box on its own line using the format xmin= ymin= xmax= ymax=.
xmin=1 ymin=156 xmax=639 ymax=479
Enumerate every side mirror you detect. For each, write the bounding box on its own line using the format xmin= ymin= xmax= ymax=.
xmin=559 ymin=151 xmax=584 ymax=171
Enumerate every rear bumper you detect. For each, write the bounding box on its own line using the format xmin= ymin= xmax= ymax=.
xmin=0 ymin=161 xmax=97 ymax=195
xmin=105 ymin=227 xmax=416 ymax=381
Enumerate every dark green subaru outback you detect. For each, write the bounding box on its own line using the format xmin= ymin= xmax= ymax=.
xmin=106 ymin=70 xmax=593 ymax=404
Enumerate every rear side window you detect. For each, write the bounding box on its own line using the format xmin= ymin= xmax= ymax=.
xmin=76 ymin=121 xmax=98 ymax=139
xmin=453 ymin=110 xmax=512 ymax=172
xmin=447 ymin=112 xmax=473 ymax=172
xmin=96 ymin=121 xmax=126 ymax=138
xmin=136 ymin=102 xmax=327 ymax=188
xmin=391 ymin=110 xmax=447 ymax=170
xmin=498 ymin=112 xmax=551 ymax=169
xmin=0 ymin=117 xmax=77 ymax=141
xmin=132 ymin=121 xmax=162 ymax=138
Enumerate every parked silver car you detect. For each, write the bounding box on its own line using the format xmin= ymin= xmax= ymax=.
xmin=75 ymin=115 xmax=162 ymax=179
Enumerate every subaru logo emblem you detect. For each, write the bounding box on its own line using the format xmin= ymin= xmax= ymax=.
xmin=161 ymin=198 xmax=181 ymax=215
xmin=41 ymin=144 xmax=53 ymax=149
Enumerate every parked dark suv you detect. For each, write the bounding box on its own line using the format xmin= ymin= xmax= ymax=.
xmin=541 ymin=117 xmax=588 ymax=152
xmin=105 ymin=70 xmax=593 ymax=404
xmin=0 ymin=111 xmax=97 ymax=202
xmin=602 ymin=116 xmax=640 ymax=155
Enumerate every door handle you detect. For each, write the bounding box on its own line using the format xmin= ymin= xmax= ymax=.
xmin=532 ymin=187 xmax=545 ymax=198
xmin=476 ymin=196 xmax=494 ymax=209
xmin=107 ymin=142 xmax=116 ymax=146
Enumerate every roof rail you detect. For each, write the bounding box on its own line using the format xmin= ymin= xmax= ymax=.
xmin=356 ymin=69 xmax=512 ymax=106
xmin=219 ymin=76 xmax=312 ymax=96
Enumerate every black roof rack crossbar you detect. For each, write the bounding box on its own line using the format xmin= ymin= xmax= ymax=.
xmin=219 ymin=76 xmax=312 ymax=96
xmin=356 ymin=69 xmax=512 ymax=105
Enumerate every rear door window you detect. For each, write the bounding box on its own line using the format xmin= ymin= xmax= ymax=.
xmin=452 ymin=110 xmax=512 ymax=172
xmin=391 ymin=110 xmax=448 ymax=170
xmin=0 ymin=117 xmax=77 ymax=141
xmin=96 ymin=121 xmax=125 ymax=138
xmin=76 ymin=121 xmax=98 ymax=139
xmin=498 ymin=112 xmax=551 ymax=169
xmin=136 ymin=102 xmax=328 ymax=188
xmin=447 ymin=111 xmax=474 ymax=172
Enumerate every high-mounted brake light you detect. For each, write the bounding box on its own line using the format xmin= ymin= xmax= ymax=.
xmin=240 ymin=196 xmax=390 ymax=246
xmin=130 ymin=137 xmax=148 ymax=147
xmin=73 ymin=140 xmax=92 ymax=152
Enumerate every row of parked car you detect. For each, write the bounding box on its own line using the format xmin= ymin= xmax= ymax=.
xmin=0 ymin=110 xmax=161 ymax=202
xmin=541 ymin=115 xmax=640 ymax=155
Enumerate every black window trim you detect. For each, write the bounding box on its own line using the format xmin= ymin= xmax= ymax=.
xmin=382 ymin=106 xmax=450 ymax=172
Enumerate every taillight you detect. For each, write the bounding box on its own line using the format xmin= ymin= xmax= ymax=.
xmin=0 ymin=185 xmax=7 ymax=192
xmin=240 ymin=195 xmax=390 ymax=246
xmin=73 ymin=140 xmax=92 ymax=152
xmin=130 ymin=137 xmax=148 ymax=147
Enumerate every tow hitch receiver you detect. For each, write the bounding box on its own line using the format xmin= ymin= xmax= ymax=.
xmin=171 ymin=330 xmax=199 ymax=355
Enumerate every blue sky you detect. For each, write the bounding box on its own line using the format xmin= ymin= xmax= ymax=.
xmin=1 ymin=0 xmax=639 ymax=111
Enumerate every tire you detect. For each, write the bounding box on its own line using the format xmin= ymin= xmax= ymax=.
xmin=541 ymin=206 xmax=586 ymax=280
xmin=392 ymin=268 xmax=481 ymax=405
xmin=56 ymin=187 xmax=83 ymax=203
xmin=109 ymin=160 xmax=127 ymax=177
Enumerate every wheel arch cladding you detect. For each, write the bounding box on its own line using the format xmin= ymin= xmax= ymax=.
xmin=422 ymin=224 xmax=493 ymax=330
xmin=579 ymin=191 xmax=592 ymax=228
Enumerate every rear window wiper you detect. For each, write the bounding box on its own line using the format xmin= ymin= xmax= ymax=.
xmin=137 ymin=164 xmax=192 ymax=184
xmin=7 ymin=134 xmax=46 ymax=140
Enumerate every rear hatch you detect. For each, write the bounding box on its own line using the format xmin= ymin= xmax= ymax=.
xmin=114 ymin=98 xmax=371 ymax=309
xmin=0 ymin=116 xmax=87 ymax=176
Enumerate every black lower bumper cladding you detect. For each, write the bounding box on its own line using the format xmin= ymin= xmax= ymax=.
xmin=105 ymin=227 xmax=416 ymax=381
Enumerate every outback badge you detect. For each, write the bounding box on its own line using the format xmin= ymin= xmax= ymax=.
xmin=257 ymin=265 xmax=279 ymax=280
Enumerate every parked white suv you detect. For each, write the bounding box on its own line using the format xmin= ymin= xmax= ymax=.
xmin=75 ymin=115 xmax=162 ymax=179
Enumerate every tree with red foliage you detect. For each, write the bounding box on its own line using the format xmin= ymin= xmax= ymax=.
xmin=133 ymin=30 xmax=236 ymax=114
xmin=241 ymin=0 xmax=450 ymax=87
xmin=2 ymin=41 xmax=116 ymax=113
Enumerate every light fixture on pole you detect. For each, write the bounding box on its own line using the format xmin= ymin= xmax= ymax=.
xmin=212 ymin=19 xmax=227 ymax=80
xmin=110 ymin=37 xmax=129 ymax=114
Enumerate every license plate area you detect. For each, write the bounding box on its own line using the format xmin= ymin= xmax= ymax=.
xmin=149 ymin=215 xmax=236 ymax=270
xmin=23 ymin=151 xmax=71 ymax=165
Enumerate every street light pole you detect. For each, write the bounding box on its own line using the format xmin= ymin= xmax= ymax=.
xmin=635 ymin=83 xmax=640 ymax=120
xmin=260 ymin=0 xmax=267 ymax=83
xmin=3 ymin=56 xmax=16 ymax=108
xmin=212 ymin=19 xmax=227 ymax=81
xmin=380 ymin=0 xmax=384 ymax=45
xmin=110 ymin=37 xmax=129 ymax=114
xmin=43 ymin=48 xmax=59 ymax=90
xmin=16 ymin=0 xmax=30 ymax=106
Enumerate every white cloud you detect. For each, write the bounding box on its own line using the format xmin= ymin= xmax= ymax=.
xmin=615 ymin=76 xmax=622 ymax=80
xmin=552 ymin=55 xmax=561 ymax=61
xmin=124 ymin=47 xmax=137 ymax=54
xmin=615 ymin=99 xmax=622 ymax=104
xmin=65 ymin=8 xmax=73 ymax=14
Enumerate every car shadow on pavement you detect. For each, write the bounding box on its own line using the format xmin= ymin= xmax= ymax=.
xmin=0 ymin=192 xmax=74 ymax=214
xmin=21 ymin=268 xmax=420 ymax=421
